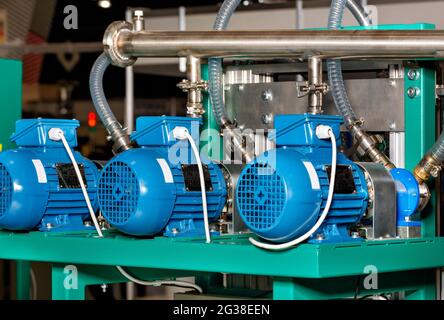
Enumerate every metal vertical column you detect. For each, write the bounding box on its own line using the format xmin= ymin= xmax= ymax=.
xmin=125 ymin=9 xmax=135 ymax=135
xmin=404 ymin=65 xmax=437 ymax=237
xmin=15 ymin=261 xmax=30 ymax=300
xmin=404 ymin=65 xmax=438 ymax=299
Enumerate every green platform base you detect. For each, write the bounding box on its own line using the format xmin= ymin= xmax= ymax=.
xmin=0 ymin=231 xmax=442 ymax=300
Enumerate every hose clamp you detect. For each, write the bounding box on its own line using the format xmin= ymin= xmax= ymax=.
xmin=103 ymin=21 xmax=137 ymax=68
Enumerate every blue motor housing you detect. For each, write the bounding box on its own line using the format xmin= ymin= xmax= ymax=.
xmin=97 ymin=116 xmax=227 ymax=237
xmin=236 ymin=114 xmax=369 ymax=243
xmin=0 ymin=119 xmax=100 ymax=232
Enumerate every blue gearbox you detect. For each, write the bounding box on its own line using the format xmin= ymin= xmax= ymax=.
xmin=0 ymin=119 xmax=100 ymax=232
xmin=236 ymin=114 xmax=369 ymax=243
xmin=97 ymin=116 xmax=227 ymax=237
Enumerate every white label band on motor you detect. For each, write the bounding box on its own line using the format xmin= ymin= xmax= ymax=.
xmin=156 ymin=158 xmax=174 ymax=183
xmin=32 ymin=159 xmax=47 ymax=183
xmin=303 ymin=161 xmax=320 ymax=190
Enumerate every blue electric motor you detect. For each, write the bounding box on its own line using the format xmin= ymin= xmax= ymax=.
xmin=97 ymin=116 xmax=227 ymax=237
xmin=0 ymin=119 xmax=100 ymax=232
xmin=236 ymin=114 xmax=369 ymax=243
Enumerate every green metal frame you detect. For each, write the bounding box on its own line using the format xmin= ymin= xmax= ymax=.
xmin=404 ymin=64 xmax=437 ymax=236
xmin=2 ymin=24 xmax=443 ymax=300
xmin=0 ymin=59 xmax=22 ymax=150
xmin=0 ymin=59 xmax=23 ymax=299
xmin=0 ymin=231 xmax=444 ymax=299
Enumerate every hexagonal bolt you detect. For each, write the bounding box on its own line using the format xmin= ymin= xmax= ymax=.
xmin=261 ymin=89 xmax=273 ymax=102
xmin=407 ymin=69 xmax=418 ymax=81
xmin=316 ymin=234 xmax=325 ymax=241
xmin=261 ymin=113 xmax=273 ymax=125
xmin=389 ymin=122 xmax=397 ymax=130
xmin=407 ymin=87 xmax=420 ymax=99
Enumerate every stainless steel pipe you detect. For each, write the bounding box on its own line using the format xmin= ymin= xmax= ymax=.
xmin=307 ymin=56 xmax=325 ymax=115
xmin=104 ymin=22 xmax=444 ymax=66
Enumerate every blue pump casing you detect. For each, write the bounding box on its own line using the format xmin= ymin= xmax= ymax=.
xmin=97 ymin=116 xmax=227 ymax=237
xmin=390 ymin=168 xmax=421 ymax=227
xmin=236 ymin=114 xmax=369 ymax=243
xmin=0 ymin=119 xmax=100 ymax=232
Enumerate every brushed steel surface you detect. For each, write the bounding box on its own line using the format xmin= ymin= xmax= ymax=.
xmin=225 ymin=78 xmax=405 ymax=132
xmin=358 ymin=162 xmax=397 ymax=239
xmin=115 ymin=30 xmax=444 ymax=59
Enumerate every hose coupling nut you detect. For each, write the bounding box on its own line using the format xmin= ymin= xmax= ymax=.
xmin=414 ymin=154 xmax=442 ymax=183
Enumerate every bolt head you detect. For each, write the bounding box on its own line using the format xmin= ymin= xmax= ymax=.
xmin=261 ymin=89 xmax=273 ymax=102
xmin=389 ymin=122 xmax=396 ymax=130
xmin=351 ymin=232 xmax=360 ymax=239
xmin=261 ymin=113 xmax=273 ymax=125
xmin=46 ymin=223 xmax=53 ymax=229
xmin=316 ymin=234 xmax=325 ymax=241
xmin=407 ymin=69 xmax=418 ymax=80
xmin=134 ymin=10 xmax=144 ymax=18
xmin=407 ymin=87 xmax=419 ymax=98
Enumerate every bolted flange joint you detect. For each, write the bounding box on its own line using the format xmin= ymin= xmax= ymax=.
xmin=177 ymin=79 xmax=209 ymax=92
xmin=177 ymin=79 xmax=209 ymax=118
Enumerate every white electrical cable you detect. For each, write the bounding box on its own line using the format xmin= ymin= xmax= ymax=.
xmin=249 ymin=126 xmax=337 ymax=251
xmin=49 ymin=127 xmax=203 ymax=294
xmin=116 ymin=266 xmax=203 ymax=293
xmin=172 ymin=127 xmax=211 ymax=243
xmin=48 ymin=128 xmax=103 ymax=237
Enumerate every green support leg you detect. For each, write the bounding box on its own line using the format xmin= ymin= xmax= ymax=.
xmin=51 ymin=264 xmax=87 ymax=300
xmin=405 ymin=270 xmax=437 ymax=300
xmin=195 ymin=273 xmax=223 ymax=293
xmin=273 ymin=277 xmax=317 ymax=300
xmin=15 ymin=261 xmax=30 ymax=300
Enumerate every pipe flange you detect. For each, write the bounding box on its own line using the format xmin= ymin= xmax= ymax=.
xmin=103 ymin=21 xmax=136 ymax=68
